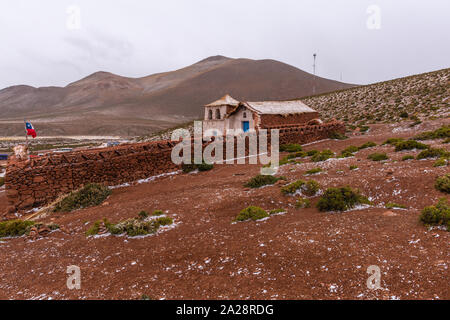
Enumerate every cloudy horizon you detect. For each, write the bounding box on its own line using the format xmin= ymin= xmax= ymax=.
xmin=0 ymin=0 xmax=449 ymax=90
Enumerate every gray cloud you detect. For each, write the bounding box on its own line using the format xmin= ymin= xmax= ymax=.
xmin=0 ymin=0 xmax=448 ymax=89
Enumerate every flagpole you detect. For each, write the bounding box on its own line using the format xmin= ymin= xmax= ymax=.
xmin=24 ymin=119 xmax=28 ymax=147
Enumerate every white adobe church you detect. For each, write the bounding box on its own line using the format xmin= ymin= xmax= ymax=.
xmin=202 ymin=94 xmax=322 ymax=135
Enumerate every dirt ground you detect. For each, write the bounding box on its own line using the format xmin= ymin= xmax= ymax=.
xmin=0 ymin=120 xmax=448 ymax=300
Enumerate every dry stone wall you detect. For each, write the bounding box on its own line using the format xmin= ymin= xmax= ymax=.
xmin=4 ymin=121 xmax=344 ymax=215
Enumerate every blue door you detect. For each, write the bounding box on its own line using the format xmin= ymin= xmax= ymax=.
xmin=242 ymin=121 xmax=250 ymax=132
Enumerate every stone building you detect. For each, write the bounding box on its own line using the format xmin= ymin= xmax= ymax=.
xmin=203 ymin=94 xmax=322 ymax=135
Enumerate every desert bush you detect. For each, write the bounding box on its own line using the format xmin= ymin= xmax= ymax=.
xmin=0 ymin=177 xmax=4 ymax=187
xmin=303 ymin=180 xmax=320 ymax=197
xmin=280 ymin=144 xmax=303 ymax=153
xmin=54 ymin=184 xmax=111 ymax=213
xmin=358 ymin=125 xmax=370 ymax=133
xmin=367 ymin=153 xmax=388 ymax=161
xmin=154 ymin=216 xmax=174 ymax=227
xmin=234 ymin=206 xmax=269 ymax=222
xmin=138 ymin=211 xmax=149 ymax=219
xmin=342 ymin=146 xmax=359 ymax=154
xmin=182 ymin=161 xmax=214 ymax=173
xmin=152 ymin=210 xmax=164 ymax=216
xmin=358 ymin=141 xmax=377 ymax=150
xmin=383 ymin=138 xmax=404 ymax=146
xmin=399 ymin=111 xmax=409 ymax=118
xmin=433 ymin=158 xmax=447 ymax=167
xmin=0 ymin=220 xmax=35 ymax=239
xmin=413 ymin=125 xmax=450 ymax=140
xmin=402 ymin=155 xmax=414 ymax=161
xmin=269 ymin=208 xmax=286 ymax=215
xmin=385 ymin=203 xmax=407 ymax=209
xmin=305 ymin=168 xmax=322 ymax=175
xmin=443 ymin=138 xmax=450 ymax=144
xmin=435 ymin=174 xmax=450 ymax=193
xmin=349 ymin=165 xmax=358 ymax=170
xmin=286 ymin=151 xmax=307 ymax=159
xmin=86 ymin=221 xmax=101 ymax=236
xmin=416 ymin=148 xmax=449 ymax=160
xmin=244 ymin=174 xmax=283 ymax=188
xmin=316 ymin=187 xmax=371 ymax=212
xmin=281 ymin=180 xmax=305 ymax=195
xmin=306 ymin=150 xmax=319 ymax=157
xmin=197 ymin=162 xmax=214 ymax=172
xmin=419 ymin=198 xmax=449 ymax=230
xmin=394 ymin=140 xmax=428 ymax=151
xmin=329 ymin=131 xmax=348 ymax=140
xmin=311 ymin=149 xmax=334 ymax=162
xmin=295 ymin=198 xmax=311 ymax=209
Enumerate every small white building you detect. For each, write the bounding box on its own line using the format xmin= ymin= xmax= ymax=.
xmin=203 ymin=94 xmax=321 ymax=135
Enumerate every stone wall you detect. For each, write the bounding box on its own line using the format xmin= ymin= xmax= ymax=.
xmin=4 ymin=121 xmax=344 ymax=216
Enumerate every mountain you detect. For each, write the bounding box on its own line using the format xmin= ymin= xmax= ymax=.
xmin=0 ymin=55 xmax=354 ymax=136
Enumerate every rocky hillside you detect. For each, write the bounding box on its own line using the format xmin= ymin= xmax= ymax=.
xmin=303 ymin=68 xmax=449 ymax=125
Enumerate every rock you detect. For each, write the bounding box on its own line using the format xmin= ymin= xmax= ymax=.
xmin=382 ymin=210 xmax=398 ymax=217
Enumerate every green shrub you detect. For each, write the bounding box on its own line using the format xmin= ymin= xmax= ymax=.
xmin=385 ymin=203 xmax=407 ymax=209
xmin=316 ymin=187 xmax=371 ymax=212
xmin=311 ymin=149 xmax=334 ymax=162
xmin=402 ymin=155 xmax=414 ymax=161
xmin=197 ymin=162 xmax=214 ymax=172
xmin=399 ymin=111 xmax=409 ymax=118
xmin=53 ymin=184 xmax=111 ymax=213
xmin=416 ymin=148 xmax=449 ymax=160
xmin=285 ymin=151 xmax=307 ymax=159
xmin=280 ymin=144 xmax=303 ymax=153
xmin=367 ymin=153 xmax=388 ymax=161
xmin=413 ymin=125 xmax=450 ymax=140
xmin=86 ymin=221 xmax=101 ymax=236
xmin=182 ymin=163 xmax=197 ymax=173
xmin=269 ymin=208 xmax=286 ymax=215
xmin=305 ymin=168 xmax=322 ymax=175
xmin=0 ymin=220 xmax=35 ymax=239
xmin=303 ymin=180 xmax=320 ymax=197
xmin=443 ymin=138 xmax=450 ymax=144
xmin=295 ymin=198 xmax=311 ymax=209
xmin=349 ymin=165 xmax=358 ymax=170
xmin=433 ymin=158 xmax=447 ymax=167
xmin=281 ymin=180 xmax=305 ymax=195
xmin=182 ymin=161 xmax=214 ymax=173
xmin=154 ymin=216 xmax=174 ymax=227
xmin=419 ymin=198 xmax=449 ymax=230
xmin=234 ymin=206 xmax=269 ymax=222
xmin=138 ymin=211 xmax=149 ymax=219
xmin=394 ymin=140 xmax=428 ymax=151
xmin=435 ymin=174 xmax=450 ymax=193
xmin=358 ymin=125 xmax=370 ymax=133
xmin=342 ymin=146 xmax=359 ymax=154
xmin=306 ymin=150 xmax=319 ymax=157
xmin=383 ymin=138 xmax=405 ymax=146
xmin=329 ymin=131 xmax=348 ymax=140
xmin=244 ymin=175 xmax=282 ymax=188
xmin=358 ymin=142 xmax=377 ymax=150
xmin=152 ymin=210 xmax=164 ymax=216
xmin=0 ymin=177 xmax=4 ymax=187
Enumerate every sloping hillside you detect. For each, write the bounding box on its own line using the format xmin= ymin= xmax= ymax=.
xmin=0 ymin=56 xmax=353 ymax=136
xmin=303 ymin=68 xmax=450 ymax=125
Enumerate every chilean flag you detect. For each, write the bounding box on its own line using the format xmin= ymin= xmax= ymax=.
xmin=25 ymin=121 xmax=37 ymax=138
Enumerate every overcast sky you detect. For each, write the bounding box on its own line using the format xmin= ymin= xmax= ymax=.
xmin=0 ymin=0 xmax=449 ymax=89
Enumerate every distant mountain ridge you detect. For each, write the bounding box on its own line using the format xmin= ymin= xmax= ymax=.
xmin=0 ymin=55 xmax=354 ymax=136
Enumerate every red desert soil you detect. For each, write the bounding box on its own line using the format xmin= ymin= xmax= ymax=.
xmin=0 ymin=120 xmax=448 ymax=300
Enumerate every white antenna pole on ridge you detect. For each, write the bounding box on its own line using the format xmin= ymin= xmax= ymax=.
xmin=313 ymin=53 xmax=317 ymax=94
